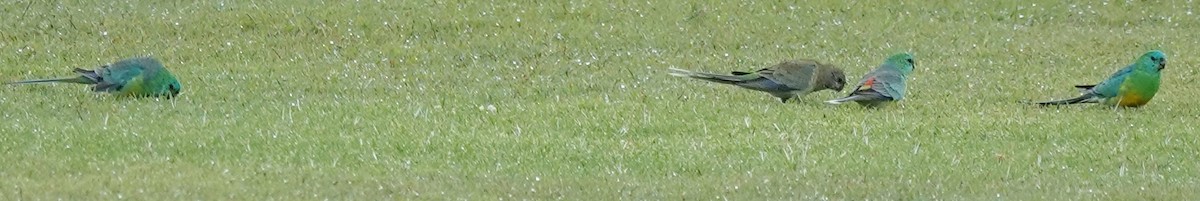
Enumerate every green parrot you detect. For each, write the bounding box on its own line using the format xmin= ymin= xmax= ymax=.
xmin=1034 ymin=50 xmax=1166 ymax=107
xmin=825 ymin=53 xmax=916 ymax=107
xmin=668 ymin=59 xmax=847 ymax=103
xmin=6 ymin=57 xmax=182 ymax=98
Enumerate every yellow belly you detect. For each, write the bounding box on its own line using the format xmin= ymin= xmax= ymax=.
xmin=114 ymin=77 xmax=148 ymax=97
xmin=1114 ymin=93 xmax=1149 ymax=107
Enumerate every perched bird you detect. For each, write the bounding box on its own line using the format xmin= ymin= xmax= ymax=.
xmin=668 ymin=60 xmax=847 ymax=103
xmin=6 ymin=57 xmax=182 ymax=98
xmin=1033 ymin=50 xmax=1166 ymax=107
xmin=825 ymin=53 xmax=916 ymax=107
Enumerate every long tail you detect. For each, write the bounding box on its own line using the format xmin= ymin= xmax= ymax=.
xmin=824 ymin=94 xmax=868 ymax=104
xmin=5 ymin=76 xmax=94 ymax=85
xmin=1033 ymin=93 xmax=1099 ymax=106
xmin=825 ymin=90 xmax=890 ymax=105
xmin=823 ymin=97 xmax=852 ymax=104
xmin=7 ymin=68 xmax=100 ymax=85
xmin=667 ymin=68 xmax=750 ymax=85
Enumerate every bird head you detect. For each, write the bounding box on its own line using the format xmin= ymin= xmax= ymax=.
xmin=829 ymin=69 xmax=847 ymax=92
xmin=1144 ymin=50 xmax=1166 ymax=71
xmin=166 ymin=79 xmax=182 ymax=98
xmin=884 ymin=53 xmax=916 ymax=75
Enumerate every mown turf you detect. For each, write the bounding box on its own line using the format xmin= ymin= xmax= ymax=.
xmin=1 ymin=0 xmax=1198 ymax=199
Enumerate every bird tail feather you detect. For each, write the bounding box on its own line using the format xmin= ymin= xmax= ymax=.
xmin=667 ymin=68 xmax=747 ymax=85
xmin=824 ymin=95 xmax=863 ymax=105
xmin=5 ymin=76 xmax=94 ymax=85
xmin=1073 ymin=85 xmax=1096 ymax=92
xmin=1034 ymin=93 xmax=1099 ymax=106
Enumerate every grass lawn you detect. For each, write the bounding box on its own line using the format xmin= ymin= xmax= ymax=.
xmin=1 ymin=0 xmax=1198 ymax=199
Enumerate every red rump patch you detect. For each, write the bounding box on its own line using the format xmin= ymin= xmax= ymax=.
xmin=860 ymin=77 xmax=876 ymax=89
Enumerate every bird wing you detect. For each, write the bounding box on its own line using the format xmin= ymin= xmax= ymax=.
xmin=757 ymin=60 xmax=818 ymax=91
xmin=93 ymin=62 xmax=145 ymax=92
xmin=1088 ymin=64 xmax=1134 ymax=98
xmin=851 ymin=68 xmax=904 ymax=100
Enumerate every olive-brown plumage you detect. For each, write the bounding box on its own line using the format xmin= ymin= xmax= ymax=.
xmin=669 ymin=60 xmax=847 ymax=103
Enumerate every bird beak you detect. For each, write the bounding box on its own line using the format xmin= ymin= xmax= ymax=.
xmin=1159 ymin=62 xmax=1166 ymax=70
xmin=167 ymin=90 xmax=180 ymax=99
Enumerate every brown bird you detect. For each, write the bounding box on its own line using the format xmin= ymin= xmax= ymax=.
xmin=669 ymin=60 xmax=847 ymax=103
